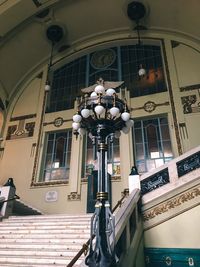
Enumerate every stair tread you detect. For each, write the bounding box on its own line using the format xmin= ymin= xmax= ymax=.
xmin=0 ymin=214 xmax=90 ymax=267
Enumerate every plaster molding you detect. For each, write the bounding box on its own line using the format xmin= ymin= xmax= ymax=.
xmin=143 ymin=185 xmax=200 ymax=223
xmin=67 ymin=192 xmax=81 ymax=201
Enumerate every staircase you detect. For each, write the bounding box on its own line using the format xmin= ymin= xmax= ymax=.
xmin=0 ymin=214 xmax=91 ymax=267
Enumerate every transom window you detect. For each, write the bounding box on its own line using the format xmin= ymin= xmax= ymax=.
xmin=133 ymin=117 xmax=173 ymax=173
xmin=47 ymin=44 xmax=167 ymax=113
xmin=40 ymin=130 xmax=72 ymax=182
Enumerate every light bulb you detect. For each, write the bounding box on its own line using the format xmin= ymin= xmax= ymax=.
xmin=110 ymin=107 xmax=120 ymax=117
xmin=73 ymin=114 xmax=82 ymax=123
xmin=94 ymin=85 xmax=105 ymax=94
xmin=94 ymin=105 xmax=105 ymax=115
xmin=122 ymin=126 xmax=130 ymax=134
xmin=81 ymin=108 xmax=90 ymax=118
xmin=126 ymin=119 xmax=134 ymax=128
xmin=45 ymin=84 xmax=51 ymax=91
xmin=78 ymin=128 xmax=86 ymax=136
xmin=106 ymin=88 xmax=116 ymax=96
xmin=72 ymin=122 xmax=80 ymax=130
xmin=115 ymin=131 xmax=121 ymax=138
xmin=90 ymin=92 xmax=97 ymax=97
xmin=138 ymin=65 xmax=146 ymax=76
xmin=121 ymin=112 xmax=130 ymax=121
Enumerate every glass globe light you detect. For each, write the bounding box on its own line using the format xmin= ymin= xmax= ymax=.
xmin=138 ymin=64 xmax=146 ymax=76
xmin=95 ymin=105 xmax=105 ymax=115
xmin=73 ymin=114 xmax=82 ymax=123
xmin=115 ymin=131 xmax=121 ymax=138
xmin=72 ymin=122 xmax=80 ymax=130
xmin=122 ymin=126 xmax=130 ymax=134
xmin=110 ymin=107 xmax=120 ymax=117
xmin=121 ymin=112 xmax=130 ymax=121
xmin=94 ymin=85 xmax=105 ymax=94
xmin=78 ymin=128 xmax=86 ymax=136
xmin=106 ymin=88 xmax=116 ymax=96
xmin=126 ymin=119 xmax=134 ymax=128
xmin=91 ymin=91 xmax=97 ymax=97
xmin=81 ymin=108 xmax=90 ymax=118
xmin=138 ymin=67 xmax=146 ymax=76
xmin=45 ymin=84 xmax=51 ymax=91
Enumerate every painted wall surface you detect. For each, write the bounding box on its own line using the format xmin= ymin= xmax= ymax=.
xmin=144 ymin=205 xmax=200 ymax=248
xmin=0 ymin=34 xmax=200 ymax=215
xmin=172 ymin=43 xmax=200 ymax=88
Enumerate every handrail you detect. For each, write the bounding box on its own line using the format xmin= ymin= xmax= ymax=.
xmin=0 ymin=194 xmax=20 ymax=205
xmin=112 ymin=188 xmax=129 ymax=213
xmin=66 ymin=189 xmax=129 ymax=267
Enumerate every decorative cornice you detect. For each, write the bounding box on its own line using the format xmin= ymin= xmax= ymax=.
xmin=111 ymin=176 xmax=121 ymax=181
xmin=68 ymin=192 xmax=81 ymax=201
xmin=10 ymin=114 xmax=36 ymax=122
xmin=131 ymin=101 xmax=169 ymax=113
xmin=43 ymin=117 xmax=71 ymax=127
xmin=143 ymin=186 xmax=200 ymax=222
xmin=180 ymin=83 xmax=200 ymax=92
xmin=31 ymin=180 xmax=69 ymax=187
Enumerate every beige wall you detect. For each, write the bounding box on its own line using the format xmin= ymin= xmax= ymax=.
xmin=0 ymin=33 xmax=200 ymax=214
xmin=144 ymin=205 xmax=200 ymax=248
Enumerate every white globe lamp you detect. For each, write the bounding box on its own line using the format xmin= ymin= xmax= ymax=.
xmin=121 ymin=112 xmax=130 ymax=121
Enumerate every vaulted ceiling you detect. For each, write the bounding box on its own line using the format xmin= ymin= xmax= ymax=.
xmin=0 ymin=0 xmax=199 ymax=103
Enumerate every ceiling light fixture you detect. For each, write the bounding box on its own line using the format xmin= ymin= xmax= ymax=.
xmin=127 ymin=1 xmax=147 ymax=77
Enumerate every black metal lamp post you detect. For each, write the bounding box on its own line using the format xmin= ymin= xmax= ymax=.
xmin=72 ymin=80 xmax=134 ymax=267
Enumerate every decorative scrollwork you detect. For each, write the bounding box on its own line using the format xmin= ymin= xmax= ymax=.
xmin=143 ymin=187 xmax=200 ymax=221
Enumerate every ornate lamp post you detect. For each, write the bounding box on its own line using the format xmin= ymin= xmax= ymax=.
xmin=72 ymin=79 xmax=134 ymax=267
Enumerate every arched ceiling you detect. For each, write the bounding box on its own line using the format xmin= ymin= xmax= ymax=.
xmin=0 ymin=0 xmax=199 ymax=103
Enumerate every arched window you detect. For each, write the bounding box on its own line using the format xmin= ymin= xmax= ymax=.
xmin=47 ymin=43 xmax=167 ymax=113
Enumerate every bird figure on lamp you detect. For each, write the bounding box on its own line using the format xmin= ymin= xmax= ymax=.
xmin=81 ymin=77 xmax=124 ymax=94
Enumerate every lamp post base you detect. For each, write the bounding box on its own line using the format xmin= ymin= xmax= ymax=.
xmin=85 ymin=200 xmax=117 ymax=267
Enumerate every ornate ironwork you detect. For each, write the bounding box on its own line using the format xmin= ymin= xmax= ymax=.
xmin=141 ymin=168 xmax=169 ymax=195
xmin=72 ymin=79 xmax=133 ymax=267
xmin=176 ymin=151 xmax=200 ymax=177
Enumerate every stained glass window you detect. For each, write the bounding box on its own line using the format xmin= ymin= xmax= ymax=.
xmin=47 ymin=44 xmax=167 ymax=113
xmin=41 ymin=130 xmax=72 ymax=182
xmin=133 ymin=117 xmax=173 ymax=173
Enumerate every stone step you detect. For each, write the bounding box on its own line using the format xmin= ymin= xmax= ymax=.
xmin=0 ymin=213 xmax=90 ymax=266
xmin=0 ymin=265 xmax=72 ymax=267
xmin=0 ymin=264 xmax=76 ymax=267
xmin=0 ymin=221 xmax=90 ymax=227
xmin=0 ymin=248 xmax=85 ymax=258
xmin=0 ymin=255 xmax=83 ymax=265
xmin=8 ymin=214 xmax=90 ymax=220
xmin=0 ymin=233 xmax=89 ymax=239
xmin=0 ymin=242 xmax=86 ymax=250
xmin=0 ymin=228 xmax=90 ymax=235
xmin=0 ymin=237 xmax=88 ymax=243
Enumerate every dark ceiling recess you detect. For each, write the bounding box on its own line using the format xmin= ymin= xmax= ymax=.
xmin=46 ymin=24 xmax=64 ymax=44
xmin=127 ymin=1 xmax=146 ymax=22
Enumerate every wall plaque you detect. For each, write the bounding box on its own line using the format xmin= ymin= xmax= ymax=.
xmin=141 ymin=168 xmax=169 ymax=195
xmin=177 ymin=151 xmax=200 ymax=177
xmin=45 ymin=191 xmax=58 ymax=202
